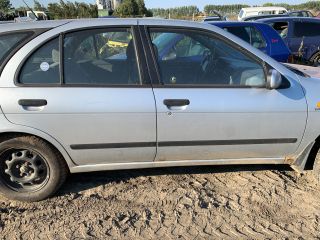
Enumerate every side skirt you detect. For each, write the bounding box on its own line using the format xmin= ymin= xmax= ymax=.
xmin=70 ymin=157 xmax=286 ymax=173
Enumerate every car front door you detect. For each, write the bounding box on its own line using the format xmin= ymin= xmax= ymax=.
xmin=144 ymin=27 xmax=307 ymax=162
xmin=0 ymin=26 xmax=156 ymax=165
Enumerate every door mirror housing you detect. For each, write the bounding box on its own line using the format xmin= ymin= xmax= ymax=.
xmin=267 ymin=69 xmax=282 ymax=89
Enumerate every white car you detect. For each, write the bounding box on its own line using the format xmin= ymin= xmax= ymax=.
xmin=238 ymin=7 xmax=288 ymax=21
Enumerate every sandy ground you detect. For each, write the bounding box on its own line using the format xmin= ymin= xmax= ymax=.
xmin=0 ymin=165 xmax=319 ymax=239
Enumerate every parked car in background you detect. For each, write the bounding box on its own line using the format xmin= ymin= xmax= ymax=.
xmin=238 ymin=7 xmax=287 ymax=21
xmin=1 ymin=19 xmax=320 ymax=202
xmin=285 ymin=63 xmax=320 ymax=78
xmin=289 ymin=10 xmax=314 ymax=17
xmin=207 ymin=21 xmax=291 ymax=62
xmin=243 ymin=14 xmax=289 ymax=21
xmin=258 ymin=17 xmax=320 ymax=65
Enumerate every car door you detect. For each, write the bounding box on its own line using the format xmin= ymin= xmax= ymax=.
xmin=0 ymin=26 xmax=156 ymax=165
xmin=144 ymin=27 xmax=307 ymax=162
xmin=290 ymin=20 xmax=320 ymax=61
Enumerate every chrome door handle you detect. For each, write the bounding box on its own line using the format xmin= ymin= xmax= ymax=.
xmin=163 ymin=99 xmax=190 ymax=111
xmin=18 ymin=99 xmax=47 ymax=107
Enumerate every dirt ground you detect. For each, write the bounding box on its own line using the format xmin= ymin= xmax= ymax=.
xmin=0 ymin=165 xmax=319 ymax=239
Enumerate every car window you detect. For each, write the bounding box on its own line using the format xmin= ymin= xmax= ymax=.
xmin=249 ymin=26 xmax=267 ymax=48
xmin=19 ymin=37 xmax=60 ymax=84
xmin=269 ymin=22 xmax=288 ymax=39
xmin=63 ymin=28 xmax=140 ymax=85
xmin=223 ymin=26 xmax=266 ymax=49
xmin=152 ymin=33 xmax=208 ymax=60
xmin=239 ymin=10 xmax=244 ymax=18
xmin=0 ymin=32 xmax=31 ymax=66
xmin=294 ymin=22 xmax=320 ymax=37
xmin=224 ymin=27 xmax=251 ymax=43
xmin=149 ymin=29 xmax=266 ymax=87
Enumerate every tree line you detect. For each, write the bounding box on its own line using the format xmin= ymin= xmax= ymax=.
xmin=262 ymin=2 xmax=320 ymax=11
xmin=1 ymin=0 xmax=320 ymax=21
xmin=3 ymin=0 xmax=152 ymax=20
xmin=151 ymin=6 xmax=199 ymax=19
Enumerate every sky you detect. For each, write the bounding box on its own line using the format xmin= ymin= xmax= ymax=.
xmin=12 ymin=0 xmax=308 ymax=10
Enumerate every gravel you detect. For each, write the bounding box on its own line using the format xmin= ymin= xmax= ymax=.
xmin=0 ymin=165 xmax=319 ymax=239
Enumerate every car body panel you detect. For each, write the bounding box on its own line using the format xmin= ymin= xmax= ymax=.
xmin=285 ymin=63 xmax=320 ymax=78
xmin=0 ymin=19 xmax=317 ymax=172
xmin=0 ymin=108 xmax=76 ymax=168
xmin=0 ymin=88 xmax=157 ymax=165
xmin=153 ymin=86 xmax=306 ymax=162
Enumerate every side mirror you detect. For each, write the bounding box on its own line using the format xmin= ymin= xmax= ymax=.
xmin=267 ymin=69 xmax=282 ymax=89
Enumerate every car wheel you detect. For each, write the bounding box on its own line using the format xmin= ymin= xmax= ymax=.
xmin=312 ymin=150 xmax=320 ymax=183
xmin=0 ymin=136 xmax=68 ymax=202
xmin=309 ymin=52 xmax=320 ymax=67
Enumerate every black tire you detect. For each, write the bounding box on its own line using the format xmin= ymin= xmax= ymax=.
xmin=309 ymin=52 xmax=320 ymax=67
xmin=312 ymin=150 xmax=320 ymax=183
xmin=0 ymin=136 xmax=68 ymax=202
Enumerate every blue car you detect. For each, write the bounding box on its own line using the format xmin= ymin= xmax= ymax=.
xmin=206 ymin=21 xmax=291 ymax=62
xmin=258 ymin=17 xmax=320 ymax=65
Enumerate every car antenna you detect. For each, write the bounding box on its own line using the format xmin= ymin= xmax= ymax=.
xmin=21 ymin=0 xmax=39 ymax=21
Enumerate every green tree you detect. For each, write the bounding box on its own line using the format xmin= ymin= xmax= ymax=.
xmin=34 ymin=0 xmax=46 ymax=11
xmin=0 ymin=0 xmax=11 ymax=13
xmin=115 ymin=0 xmax=139 ymax=17
xmin=47 ymin=0 xmax=97 ymax=19
xmin=136 ymin=0 xmax=152 ymax=16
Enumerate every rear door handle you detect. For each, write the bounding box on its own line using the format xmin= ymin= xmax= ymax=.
xmin=163 ymin=99 xmax=190 ymax=107
xmin=18 ymin=99 xmax=47 ymax=107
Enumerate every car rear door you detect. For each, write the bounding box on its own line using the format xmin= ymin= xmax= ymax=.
xmin=0 ymin=25 xmax=156 ymax=166
xmin=290 ymin=20 xmax=320 ymax=61
xmin=142 ymin=26 xmax=307 ymax=162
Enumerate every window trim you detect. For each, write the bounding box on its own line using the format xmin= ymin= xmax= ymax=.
xmin=143 ymin=26 xmax=268 ymax=88
xmin=15 ymin=26 xmax=151 ymax=88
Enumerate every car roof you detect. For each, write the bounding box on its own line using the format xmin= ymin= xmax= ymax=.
xmin=289 ymin=10 xmax=310 ymax=13
xmin=243 ymin=14 xmax=289 ymax=20
xmin=0 ymin=18 xmax=218 ymax=31
xmin=257 ymin=16 xmax=320 ymax=22
xmin=0 ymin=20 xmax=71 ymax=32
xmin=241 ymin=6 xmax=287 ymax=11
xmin=207 ymin=21 xmax=268 ymax=27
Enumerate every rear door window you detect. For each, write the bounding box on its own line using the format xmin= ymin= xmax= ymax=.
xmin=293 ymin=22 xmax=320 ymax=37
xmin=19 ymin=37 xmax=60 ymax=84
xmin=63 ymin=28 xmax=140 ymax=85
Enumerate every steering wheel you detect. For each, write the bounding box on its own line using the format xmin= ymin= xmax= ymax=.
xmin=196 ymin=50 xmax=216 ymax=84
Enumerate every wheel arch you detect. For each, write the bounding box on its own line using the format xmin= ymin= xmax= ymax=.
xmin=304 ymin=135 xmax=320 ymax=170
xmin=0 ymin=130 xmax=75 ymax=169
xmin=291 ymin=134 xmax=320 ymax=172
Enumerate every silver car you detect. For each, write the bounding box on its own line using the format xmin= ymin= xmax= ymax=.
xmin=0 ymin=19 xmax=319 ymax=202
